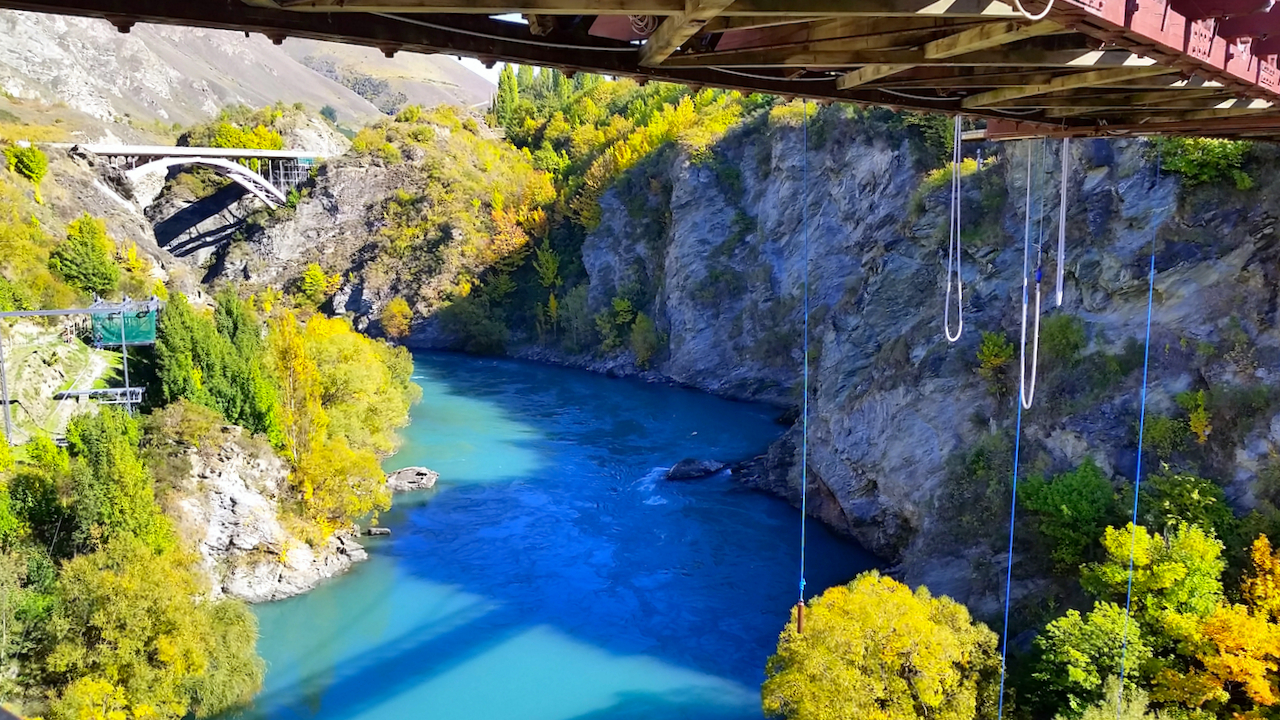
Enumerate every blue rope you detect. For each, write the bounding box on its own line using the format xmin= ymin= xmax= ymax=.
xmin=996 ymin=301 xmax=1027 ymax=720
xmin=1115 ymin=151 xmax=1161 ymax=716
xmin=799 ymin=100 xmax=810 ymax=604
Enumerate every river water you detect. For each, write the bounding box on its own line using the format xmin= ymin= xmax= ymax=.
xmin=239 ymin=353 xmax=876 ymax=720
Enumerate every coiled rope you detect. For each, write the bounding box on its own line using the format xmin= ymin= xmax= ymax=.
xmin=1019 ymin=144 xmax=1043 ymax=410
xmin=1013 ymin=0 xmax=1056 ymax=21
xmin=1115 ymin=149 xmax=1161 ymax=714
xmin=944 ymin=113 xmax=964 ymax=343
xmin=796 ymin=100 xmax=812 ymax=633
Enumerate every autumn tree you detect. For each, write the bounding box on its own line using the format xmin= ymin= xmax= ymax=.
xmin=381 ymin=297 xmax=412 ymax=340
xmin=1244 ymin=534 xmax=1280 ymax=620
xmin=762 ymin=571 xmax=999 ymax=720
xmin=269 ymin=309 xmax=326 ymax=463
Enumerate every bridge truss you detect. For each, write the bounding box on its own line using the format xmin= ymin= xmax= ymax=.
xmin=3 ymin=0 xmax=1280 ymax=138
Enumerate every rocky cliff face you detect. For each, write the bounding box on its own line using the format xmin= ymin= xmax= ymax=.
xmin=162 ymin=426 xmax=368 ymax=603
xmin=577 ymin=116 xmax=1280 ymax=616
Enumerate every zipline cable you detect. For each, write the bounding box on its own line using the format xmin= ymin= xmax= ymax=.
xmin=1019 ymin=144 xmax=1042 ymax=411
xmin=1057 ymin=138 xmax=1070 ymax=307
xmin=1115 ymin=149 xmax=1161 ymax=716
xmin=796 ymin=99 xmax=811 ymax=633
xmin=944 ymin=113 xmax=964 ymax=343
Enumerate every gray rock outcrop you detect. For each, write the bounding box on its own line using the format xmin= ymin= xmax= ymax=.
xmin=166 ymin=426 xmax=368 ymax=603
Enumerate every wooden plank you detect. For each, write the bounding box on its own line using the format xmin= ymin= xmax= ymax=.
xmin=641 ymin=0 xmax=738 ymax=66
xmin=963 ymin=66 xmax=1177 ymax=106
xmin=923 ymin=19 xmax=1060 ymax=58
xmin=837 ymin=64 xmax=917 ymax=87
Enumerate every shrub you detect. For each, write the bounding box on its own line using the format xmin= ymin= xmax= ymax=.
xmin=1150 ymin=137 xmax=1252 ymax=189
xmin=1142 ymin=414 xmax=1187 ymax=459
xmin=48 ymin=214 xmax=119 ymax=296
xmin=1177 ymin=389 xmax=1212 ymax=444
xmin=977 ymin=331 xmax=1015 ymax=397
xmin=3 ymin=144 xmax=48 ymax=185
xmin=1040 ymin=314 xmax=1086 ymax=364
xmin=319 ymin=105 xmax=338 ymax=124
xmin=299 ymin=263 xmax=341 ymax=305
xmin=630 ymin=312 xmax=659 ymax=369
xmin=1140 ymin=470 xmax=1237 ymax=546
xmin=1021 ymin=458 xmax=1118 ymax=571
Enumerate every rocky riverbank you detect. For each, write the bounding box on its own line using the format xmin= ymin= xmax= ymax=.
xmin=164 ymin=424 xmax=436 ymax=603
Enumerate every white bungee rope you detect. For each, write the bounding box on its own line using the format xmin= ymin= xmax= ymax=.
xmin=1019 ymin=143 xmax=1042 ymax=411
xmin=944 ymin=113 xmax=964 ymax=343
xmin=1056 ymin=137 xmax=1069 ymax=307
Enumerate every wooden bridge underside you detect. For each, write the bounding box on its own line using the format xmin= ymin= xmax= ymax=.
xmin=5 ymin=0 xmax=1280 ymax=138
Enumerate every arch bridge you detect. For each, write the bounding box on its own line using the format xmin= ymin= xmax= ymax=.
xmin=5 ymin=0 xmax=1280 ymax=138
xmin=68 ymin=144 xmax=323 ymax=207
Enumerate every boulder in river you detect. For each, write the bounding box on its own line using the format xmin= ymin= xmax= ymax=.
xmin=666 ymin=459 xmax=727 ymax=480
xmin=387 ymin=466 xmax=440 ymax=492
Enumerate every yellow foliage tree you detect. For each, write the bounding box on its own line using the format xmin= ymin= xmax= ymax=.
xmin=381 ymin=297 xmax=412 ymax=340
xmin=762 ymin=571 xmax=999 ymax=720
xmin=268 ymin=310 xmax=327 ymax=463
xmin=293 ymin=436 xmax=390 ymax=537
xmin=1244 ymin=534 xmax=1280 ymax=621
xmin=1154 ymin=603 xmax=1280 ymax=711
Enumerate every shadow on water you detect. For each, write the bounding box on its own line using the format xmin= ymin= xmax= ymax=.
xmin=228 ymin=353 xmax=879 ymax=720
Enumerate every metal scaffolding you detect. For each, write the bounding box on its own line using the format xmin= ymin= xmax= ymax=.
xmin=0 ymin=296 xmax=163 ymax=447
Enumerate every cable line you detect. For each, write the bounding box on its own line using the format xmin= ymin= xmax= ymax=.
xmin=944 ymin=113 xmax=964 ymax=343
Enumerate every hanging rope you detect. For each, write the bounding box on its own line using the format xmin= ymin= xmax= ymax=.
xmin=1019 ymin=144 xmax=1043 ymax=411
xmin=944 ymin=113 xmax=964 ymax=343
xmin=997 ymin=257 xmax=1033 ymax=720
xmin=1115 ymin=150 xmax=1161 ymax=714
xmin=1056 ymin=138 xmax=1070 ymax=307
xmin=796 ymin=99 xmax=812 ymax=634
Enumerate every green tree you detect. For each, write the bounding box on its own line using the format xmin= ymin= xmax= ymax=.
xmin=532 ymin=244 xmax=561 ymax=290
xmin=41 ymin=536 xmax=263 ymax=720
xmin=1021 ymin=458 xmax=1117 ymax=571
xmin=494 ymin=65 xmax=519 ymax=127
xmin=1059 ymin=677 xmax=1161 ymax=720
xmin=1082 ymin=523 xmax=1224 ymax=645
xmin=48 ymin=214 xmax=119 ymax=296
xmin=516 ymin=64 xmax=535 ymax=94
xmin=299 ymin=263 xmax=341 ymax=305
xmin=64 ymin=409 xmax=173 ymax=554
xmin=319 ymin=105 xmax=338 ymax=124
xmin=762 ymin=570 xmax=999 ymax=720
xmin=1033 ymin=602 xmax=1154 ymax=716
xmin=1140 ymin=470 xmax=1236 ymax=545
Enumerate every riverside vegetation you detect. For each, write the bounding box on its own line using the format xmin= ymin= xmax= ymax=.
xmin=6 ymin=65 xmax=1277 ymax=720
xmin=0 ymin=134 xmax=419 ymax=719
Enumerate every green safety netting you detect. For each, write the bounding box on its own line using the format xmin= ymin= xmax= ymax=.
xmin=91 ymin=310 xmax=157 ymax=346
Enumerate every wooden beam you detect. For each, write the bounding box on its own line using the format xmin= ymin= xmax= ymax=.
xmin=837 ymin=64 xmax=917 ymax=88
xmin=641 ymin=0 xmax=737 ymax=66
xmin=720 ymin=0 xmax=1020 ymax=16
xmin=962 ymin=66 xmax=1176 ymax=107
xmin=923 ymin=19 xmax=1060 ymax=58
xmin=268 ymin=0 xmax=685 ymax=13
xmin=663 ymin=47 xmax=1160 ymax=67
xmin=836 ymin=20 xmax=1060 ymax=91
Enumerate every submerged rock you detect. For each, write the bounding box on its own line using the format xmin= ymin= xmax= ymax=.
xmin=666 ymin=459 xmax=727 ymax=480
xmin=386 ymin=466 xmax=439 ymax=492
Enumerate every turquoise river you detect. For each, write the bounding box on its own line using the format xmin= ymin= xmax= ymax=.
xmin=236 ymin=353 xmax=876 ymax=720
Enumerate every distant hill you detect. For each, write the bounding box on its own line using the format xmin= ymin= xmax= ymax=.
xmin=0 ymin=10 xmax=493 ymax=130
xmin=284 ymin=39 xmax=494 ymax=118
